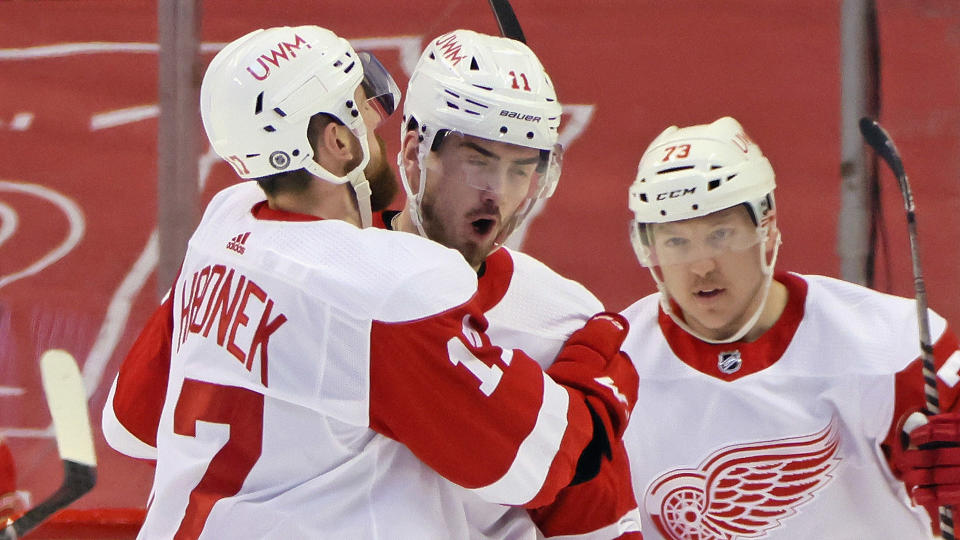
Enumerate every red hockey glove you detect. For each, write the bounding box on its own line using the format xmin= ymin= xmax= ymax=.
xmin=899 ymin=412 xmax=960 ymax=519
xmin=0 ymin=439 xmax=24 ymax=522
xmin=547 ymin=313 xmax=638 ymax=440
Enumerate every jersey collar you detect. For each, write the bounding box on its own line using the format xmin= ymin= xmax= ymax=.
xmin=251 ymin=200 xmax=323 ymax=222
xmin=658 ymin=272 xmax=807 ymax=381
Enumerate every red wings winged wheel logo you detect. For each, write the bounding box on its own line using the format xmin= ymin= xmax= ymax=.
xmin=645 ymin=420 xmax=840 ymax=539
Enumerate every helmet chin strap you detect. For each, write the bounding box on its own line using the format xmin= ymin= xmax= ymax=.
xmin=655 ymin=229 xmax=782 ymax=344
xmin=397 ymin=131 xmax=431 ymax=238
xmin=347 ymin=168 xmax=373 ymax=229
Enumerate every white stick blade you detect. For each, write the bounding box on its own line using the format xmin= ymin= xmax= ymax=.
xmin=39 ymin=350 xmax=96 ymax=467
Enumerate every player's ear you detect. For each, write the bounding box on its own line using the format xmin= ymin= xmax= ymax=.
xmin=400 ymin=129 xmax=422 ymax=192
xmin=319 ymin=122 xmax=354 ymax=163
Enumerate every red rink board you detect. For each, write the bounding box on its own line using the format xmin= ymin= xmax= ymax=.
xmin=0 ymin=0 xmax=958 ymax=533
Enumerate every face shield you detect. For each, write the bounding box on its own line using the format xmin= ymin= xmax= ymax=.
xmin=358 ymin=51 xmax=401 ymax=130
xmin=640 ymin=220 xmax=765 ymax=268
xmin=425 ymin=131 xmax=561 ymax=198
xmin=631 ymin=204 xmax=770 ymax=284
xmin=421 ymin=131 xmax=562 ymax=245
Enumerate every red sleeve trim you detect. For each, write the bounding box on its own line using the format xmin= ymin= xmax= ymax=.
xmin=368 ymin=299 xmax=592 ymax=506
xmin=112 ymin=296 xmax=174 ymax=447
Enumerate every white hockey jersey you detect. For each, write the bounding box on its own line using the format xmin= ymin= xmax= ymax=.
xmin=368 ymin=241 xmax=642 ymax=539
xmin=103 ymin=183 xmax=637 ymax=539
xmin=621 ymin=272 xmax=960 ymax=540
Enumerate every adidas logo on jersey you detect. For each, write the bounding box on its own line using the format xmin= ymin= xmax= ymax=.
xmin=226 ymin=232 xmax=251 ymax=254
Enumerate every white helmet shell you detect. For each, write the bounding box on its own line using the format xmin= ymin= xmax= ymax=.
xmin=200 ymin=26 xmax=367 ymax=182
xmin=629 ymin=116 xmax=775 ymax=226
xmin=404 ymin=29 xmax=562 ymax=153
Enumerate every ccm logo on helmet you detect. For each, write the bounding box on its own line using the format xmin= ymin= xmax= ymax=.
xmin=499 ymin=110 xmax=541 ymax=122
xmin=246 ymin=34 xmax=312 ymax=81
xmin=656 ymin=187 xmax=696 ymax=200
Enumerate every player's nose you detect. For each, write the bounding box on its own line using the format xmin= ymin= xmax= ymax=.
xmin=687 ymin=256 xmax=717 ymax=277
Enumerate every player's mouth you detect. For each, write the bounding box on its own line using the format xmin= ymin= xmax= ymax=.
xmin=693 ymin=287 xmax=726 ymax=305
xmin=471 ymin=218 xmax=496 ymax=236
xmin=696 ymin=288 xmax=723 ymax=297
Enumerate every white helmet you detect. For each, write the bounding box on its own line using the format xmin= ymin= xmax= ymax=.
xmin=628 ymin=117 xmax=781 ymax=343
xmin=399 ymin=29 xmax=563 ymax=243
xmin=201 ymin=25 xmax=400 ymax=226
xmin=629 ymin=116 xmax=775 ymax=227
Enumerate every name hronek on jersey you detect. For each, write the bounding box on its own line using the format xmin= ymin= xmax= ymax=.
xmin=176 ymin=263 xmax=288 ymax=386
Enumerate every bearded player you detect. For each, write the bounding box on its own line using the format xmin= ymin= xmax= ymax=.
xmin=381 ymin=29 xmax=641 ymax=539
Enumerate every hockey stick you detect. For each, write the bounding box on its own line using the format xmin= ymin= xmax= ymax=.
xmin=859 ymin=117 xmax=955 ymax=540
xmin=487 ymin=0 xmax=526 ymax=43
xmin=0 ymin=350 xmax=97 ymax=540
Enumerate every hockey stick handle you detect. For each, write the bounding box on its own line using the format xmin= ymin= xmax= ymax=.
xmin=859 ymin=117 xmax=954 ymax=540
xmin=859 ymin=117 xmax=938 ymax=409
xmin=0 ymin=460 xmax=96 ymax=540
xmin=487 ymin=0 xmax=526 ymax=43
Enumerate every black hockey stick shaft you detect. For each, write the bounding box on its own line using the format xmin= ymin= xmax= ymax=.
xmin=487 ymin=0 xmax=526 ymax=42
xmin=0 ymin=461 xmax=96 ymax=540
xmin=859 ymin=116 xmax=954 ymax=540
xmin=859 ymin=117 xmax=936 ymax=410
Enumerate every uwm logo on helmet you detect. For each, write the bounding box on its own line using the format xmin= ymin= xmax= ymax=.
xmin=246 ymin=34 xmax=312 ymax=81
xmin=434 ymin=33 xmax=467 ymax=66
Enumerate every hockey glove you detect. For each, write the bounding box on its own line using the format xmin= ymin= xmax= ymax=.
xmin=900 ymin=412 xmax=960 ymax=518
xmin=546 ymin=313 xmax=638 ymax=440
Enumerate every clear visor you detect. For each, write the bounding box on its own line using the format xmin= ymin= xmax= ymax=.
xmin=638 ymin=219 xmax=765 ymax=268
xmin=421 ymin=131 xmax=562 ymax=246
xmin=425 ymin=130 xmax=562 ymax=201
xmin=358 ymin=51 xmax=401 ymax=129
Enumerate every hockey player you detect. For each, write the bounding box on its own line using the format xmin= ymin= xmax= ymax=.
xmin=620 ymin=116 xmax=960 ymax=539
xmin=384 ymin=29 xmax=641 ymax=538
xmin=102 ymin=25 xmax=638 ymax=539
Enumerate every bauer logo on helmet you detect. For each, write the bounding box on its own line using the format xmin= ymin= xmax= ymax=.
xmin=499 ymin=110 xmax=541 ymax=122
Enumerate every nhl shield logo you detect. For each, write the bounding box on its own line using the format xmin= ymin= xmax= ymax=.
xmin=718 ymin=350 xmax=742 ymax=374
